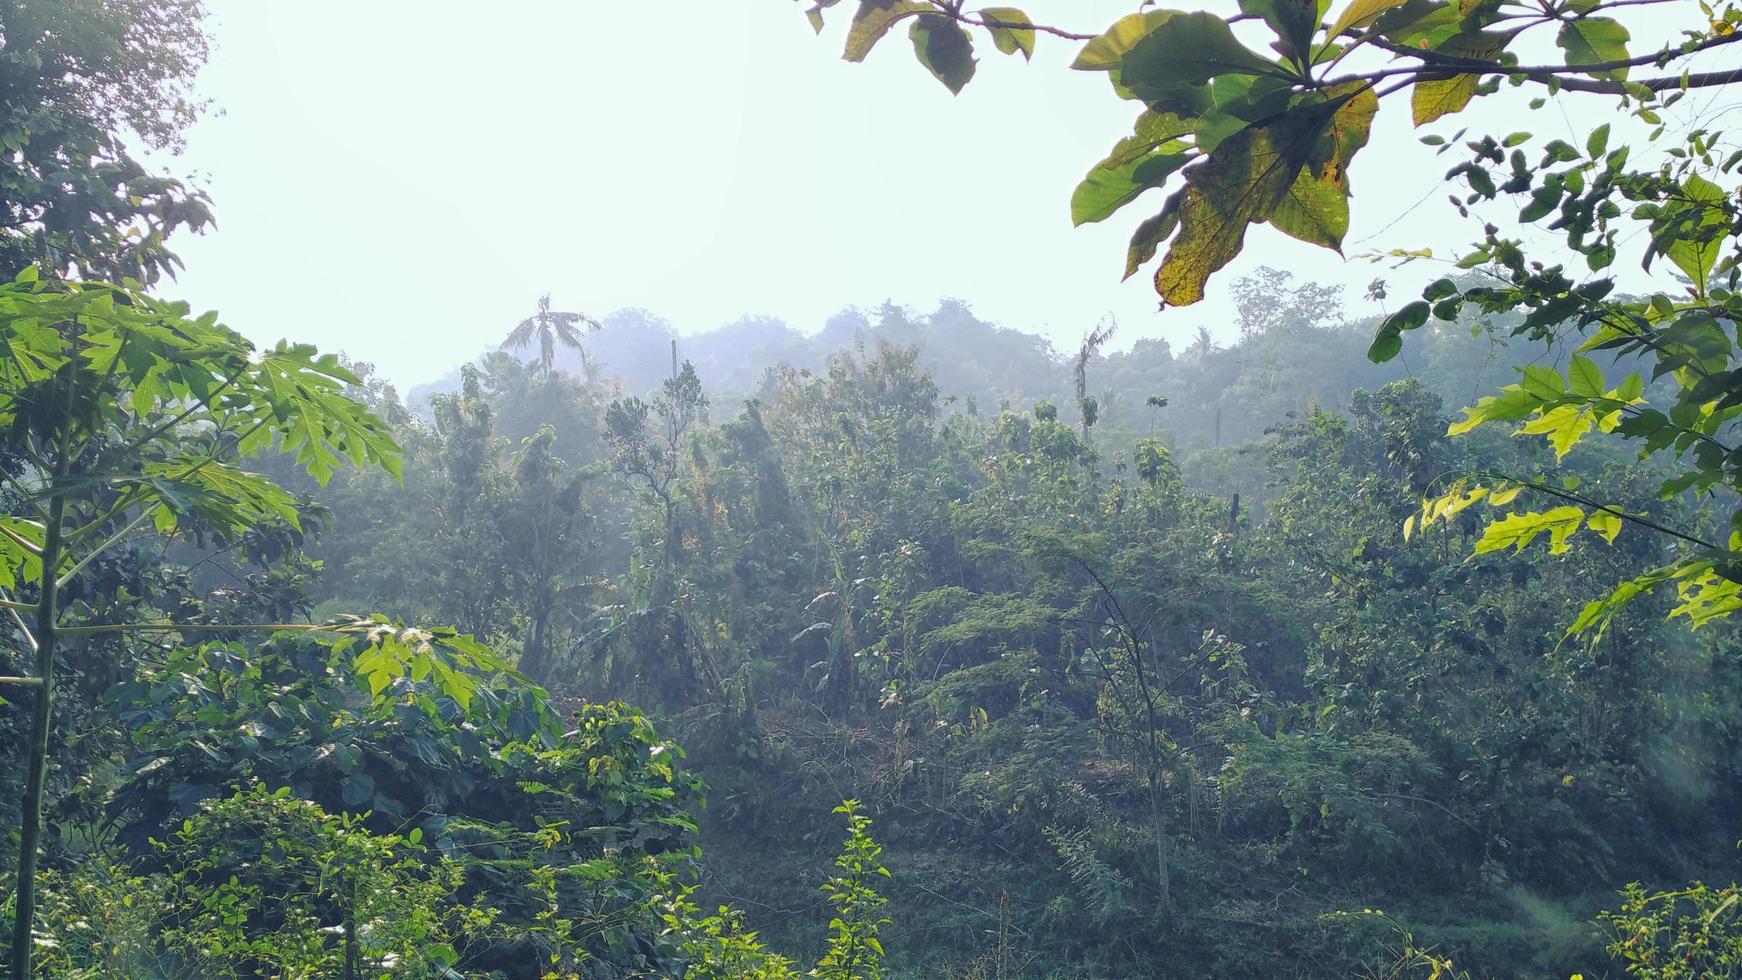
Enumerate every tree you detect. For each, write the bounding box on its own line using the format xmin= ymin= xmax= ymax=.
xmin=0 ymin=0 xmax=215 ymax=282
xmin=804 ymin=0 xmax=1742 ymax=628
xmin=503 ymin=293 xmax=601 ymax=379
xmin=0 ymin=270 xmax=498 ymax=978
xmin=501 ymin=425 xmax=594 ymax=681
xmin=605 ymin=359 xmax=708 ymax=568
xmin=1074 ymin=317 xmax=1117 ymax=439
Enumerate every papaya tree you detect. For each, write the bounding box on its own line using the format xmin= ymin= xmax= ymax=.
xmin=0 ymin=269 xmax=505 ymax=978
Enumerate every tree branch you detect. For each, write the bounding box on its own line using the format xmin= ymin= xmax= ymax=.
xmin=1473 ymin=470 xmax=1721 ymax=552
xmin=1363 ymin=32 xmax=1742 ymax=94
xmin=956 ymin=12 xmax=1095 ymax=42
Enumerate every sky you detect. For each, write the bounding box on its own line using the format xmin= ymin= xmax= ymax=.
xmin=145 ymin=1 xmax=1711 ymax=388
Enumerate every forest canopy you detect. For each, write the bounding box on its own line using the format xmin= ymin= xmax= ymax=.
xmin=3 ymin=0 xmax=1742 ymax=978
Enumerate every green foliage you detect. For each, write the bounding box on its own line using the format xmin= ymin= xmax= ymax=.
xmin=815 ymin=801 xmax=893 ymax=980
xmin=1600 ymin=881 xmax=1742 ymax=978
xmin=155 ymin=784 xmax=474 ymax=978
xmin=0 ymin=0 xmax=214 ymax=283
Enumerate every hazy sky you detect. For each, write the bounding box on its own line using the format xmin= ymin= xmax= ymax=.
xmin=147 ymin=1 xmax=1703 ymax=387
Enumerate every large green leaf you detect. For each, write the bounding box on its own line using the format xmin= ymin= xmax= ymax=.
xmin=1367 ymin=300 xmax=1430 ymax=362
xmin=1663 ymin=174 xmax=1727 ymax=292
xmin=909 ymin=14 xmax=977 ymax=94
xmin=248 ymin=343 xmax=403 ymax=484
xmin=1240 ymin=0 xmax=1327 ymax=66
xmin=844 ymin=0 xmax=932 ymax=62
xmin=1119 ymin=11 xmax=1286 ymax=100
xmin=1071 ymin=111 xmax=1196 ymax=226
xmin=1555 ymin=16 xmax=1629 ymax=79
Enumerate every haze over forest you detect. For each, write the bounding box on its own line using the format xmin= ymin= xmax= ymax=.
xmin=4 ymin=2 xmax=1742 ymax=979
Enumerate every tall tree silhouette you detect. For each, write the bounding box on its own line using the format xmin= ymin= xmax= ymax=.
xmin=502 ymin=293 xmax=600 ymax=377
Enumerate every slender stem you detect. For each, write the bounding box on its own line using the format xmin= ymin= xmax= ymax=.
xmin=0 ymin=597 xmax=37 ymax=612
xmin=1359 ymin=32 xmax=1742 ymax=93
xmin=0 ymin=675 xmax=43 ymax=687
xmin=65 ymin=416 xmax=270 ymax=548
xmin=56 ymin=621 xmax=326 ymax=636
xmin=0 ymin=521 xmax=42 ymax=556
xmin=56 ymin=510 xmax=153 ymax=591
xmin=1477 ymin=470 xmax=1721 ymax=552
xmin=1 ymin=587 xmax=37 ymax=653
xmin=10 ymin=381 xmax=71 ymax=980
xmin=955 ymin=12 xmax=1095 ymax=41
xmin=121 ymin=367 xmax=244 ymax=454
xmin=0 ymin=468 xmax=47 ymax=521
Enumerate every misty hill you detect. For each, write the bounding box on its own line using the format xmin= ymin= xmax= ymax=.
xmin=405 ymin=270 xmax=1543 ymax=476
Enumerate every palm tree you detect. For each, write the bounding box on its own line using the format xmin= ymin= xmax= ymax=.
xmin=1185 ymin=325 xmax=1220 ymax=360
xmin=502 ymin=294 xmax=601 ymax=377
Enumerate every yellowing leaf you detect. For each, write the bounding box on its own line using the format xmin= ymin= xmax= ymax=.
xmin=1517 ymin=403 xmax=1594 ymax=459
xmin=1072 ymin=10 xmax=1175 ymax=70
xmin=980 ymin=6 xmax=1035 ymax=59
xmin=1486 ymin=484 xmax=1521 ymax=506
xmin=844 ymin=0 xmax=932 ymax=62
xmin=1411 ymin=32 xmax=1509 ymax=125
xmin=1325 ymin=0 xmax=1410 ymax=41
xmin=1473 ymin=506 xmax=1586 ymax=555
xmin=1154 ymin=102 xmax=1337 ymax=306
xmin=1268 ymin=85 xmax=1376 ymax=251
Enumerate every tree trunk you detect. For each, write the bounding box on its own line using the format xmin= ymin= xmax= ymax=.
xmin=1149 ymin=771 xmax=1171 ymax=913
xmin=10 ymin=475 xmax=66 ymax=980
xmin=521 ymin=603 xmax=550 ymax=681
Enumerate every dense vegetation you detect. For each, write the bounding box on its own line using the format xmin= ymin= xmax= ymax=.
xmin=4 ymin=0 xmax=1742 ymax=977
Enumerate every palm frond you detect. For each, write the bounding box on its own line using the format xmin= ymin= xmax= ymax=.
xmin=503 ymin=316 xmax=539 ymax=351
